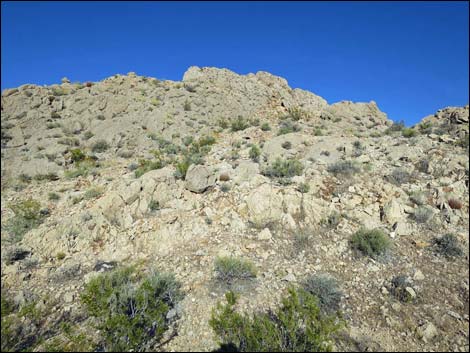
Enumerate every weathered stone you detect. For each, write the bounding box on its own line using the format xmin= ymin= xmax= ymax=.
xmin=185 ymin=165 xmax=217 ymax=193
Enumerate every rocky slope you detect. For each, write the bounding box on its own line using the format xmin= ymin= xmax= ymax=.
xmin=1 ymin=66 xmax=469 ymax=352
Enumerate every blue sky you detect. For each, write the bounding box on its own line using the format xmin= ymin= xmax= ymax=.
xmin=1 ymin=1 xmax=468 ymax=125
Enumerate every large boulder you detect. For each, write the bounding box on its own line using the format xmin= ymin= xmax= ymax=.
xmin=185 ymin=165 xmax=217 ymax=193
xmin=245 ymin=184 xmax=283 ymax=225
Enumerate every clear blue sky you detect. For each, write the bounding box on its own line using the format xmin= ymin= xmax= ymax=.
xmin=1 ymin=1 xmax=468 ymax=125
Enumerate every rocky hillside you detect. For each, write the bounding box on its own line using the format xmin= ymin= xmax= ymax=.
xmin=1 ymin=66 xmax=469 ymax=352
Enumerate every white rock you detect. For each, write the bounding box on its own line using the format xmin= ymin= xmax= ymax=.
xmin=258 ymin=228 xmax=272 ymax=241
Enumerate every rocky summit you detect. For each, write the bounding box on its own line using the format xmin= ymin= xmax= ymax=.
xmin=1 ymin=66 xmax=469 ymax=352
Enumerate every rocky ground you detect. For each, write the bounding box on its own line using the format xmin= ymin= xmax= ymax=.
xmin=1 ymin=66 xmax=469 ymax=352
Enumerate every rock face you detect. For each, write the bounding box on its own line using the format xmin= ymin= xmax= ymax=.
xmin=185 ymin=164 xmax=217 ymax=193
xmin=1 ymin=67 xmax=469 ymax=353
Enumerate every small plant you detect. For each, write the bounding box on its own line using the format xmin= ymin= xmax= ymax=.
xmin=412 ymin=206 xmax=433 ymax=224
xmin=327 ymin=160 xmax=360 ymax=177
xmin=96 ymin=114 xmax=106 ymax=121
xmin=314 ymin=128 xmax=323 ymax=136
xmin=302 ymin=274 xmax=342 ymax=314
xmin=388 ymin=168 xmax=411 ymax=185
xmin=281 ymin=141 xmax=292 ymax=149
xmin=210 ymin=288 xmax=342 ymax=352
xmin=183 ymin=99 xmax=191 ymax=111
xmin=433 ymin=234 xmax=463 ymax=258
xmin=3 ymin=199 xmax=45 ymax=243
xmin=84 ymin=188 xmax=103 ymax=200
xmin=409 ymin=190 xmax=426 ymax=206
xmin=402 ymin=128 xmax=416 ymax=138
xmin=56 ymin=252 xmax=66 ymax=260
xmin=33 ymin=172 xmax=59 ymax=182
xmin=214 ymin=256 xmax=257 ymax=283
xmin=218 ymin=119 xmax=229 ymax=129
xmin=293 ymin=229 xmax=311 ymax=251
xmin=231 ymin=117 xmax=249 ymax=132
xmin=261 ymin=122 xmax=271 ymax=131
xmin=297 ymin=182 xmax=310 ymax=194
xmin=70 ymin=148 xmax=86 ymax=163
xmin=249 ymin=144 xmax=261 ymax=162
xmin=447 ymin=198 xmax=462 ymax=210
xmin=48 ymin=192 xmax=60 ymax=201
xmin=134 ymin=158 xmax=164 ymax=178
xmin=321 ymin=211 xmax=341 ymax=229
xmin=390 ymin=275 xmax=416 ymax=302
xmin=18 ymin=173 xmax=32 ymax=184
xmin=149 ymin=199 xmax=160 ymax=211
xmin=278 ymin=120 xmax=301 ymax=135
xmin=416 ymin=159 xmax=429 ymax=173
xmin=81 ymin=267 xmax=183 ymax=352
xmin=91 ymin=139 xmax=109 ymax=153
xmin=82 ymin=131 xmax=94 ymax=140
xmin=285 ymin=107 xmax=307 ymax=121
xmin=350 ymin=228 xmax=391 ymax=258
xmin=385 ymin=120 xmax=405 ymax=134
xmin=220 ymin=183 xmax=231 ymax=193
xmin=263 ymin=158 xmax=304 ymax=179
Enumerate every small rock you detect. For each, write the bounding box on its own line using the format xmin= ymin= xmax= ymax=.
xmin=282 ymin=273 xmax=296 ymax=282
xmin=405 ymin=287 xmax=417 ymax=299
xmin=381 ymin=287 xmax=389 ymax=295
xmin=63 ymin=292 xmax=74 ymax=303
xmin=257 ymin=228 xmax=272 ymax=241
xmin=419 ymin=322 xmax=438 ymax=342
xmin=413 ymin=270 xmax=425 ymax=281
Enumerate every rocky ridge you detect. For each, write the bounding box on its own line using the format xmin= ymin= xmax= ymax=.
xmin=1 ymin=66 xmax=469 ymax=352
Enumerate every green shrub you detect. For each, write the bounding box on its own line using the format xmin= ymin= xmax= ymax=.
xmin=350 ymin=228 xmax=391 ymax=258
xmin=433 ymin=234 xmax=463 ymax=258
xmin=214 ymin=256 xmax=257 ymax=284
xmin=327 ymin=160 xmax=360 ymax=177
xmin=3 ymin=199 xmax=45 ymax=243
xmin=81 ymin=266 xmax=183 ymax=352
xmin=134 ymin=158 xmax=164 ymax=178
xmin=182 ymin=136 xmax=194 ymax=146
xmin=249 ymin=145 xmax=261 ymax=162
xmin=48 ymin=192 xmax=60 ymax=201
xmin=231 ymin=117 xmax=249 ymax=132
xmin=261 ymin=122 xmax=271 ymax=131
xmin=297 ymin=182 xmax=310 ymax=194
xmin=18 ymin=173 xmax=32 ymax=184
xmin=285 ymin=107 xmax=307 ymax=121
xmin=91 ymin=140 xmax=109 ymax=153
xmin=321 ymin=211 xmax=341 ymax=229
xmin=82 ymin=131 xmax=94 ymax=140
xmin=263 ymin=158 xmax=304 ymax=179
xmin=314 ymin=128 xmax=323 ymax=136
xmin=409 ymin=191 xmax=426 ymax=206
xmin=385 ymin=120 xmax=405 ymax=134
xmin=149 ymin=199 xmax=160 ymax=211
xmin=65 ymin=160 xmax=97 ymax=179
xmin=293 ymin=229 xmax=311 ymax=251
xmin=58 ymin=137 xmax=80 ymax=146
xmin=210 ymin=288 xmax=341 ymax=352
xmin=416 ymin=159 xmax=429 ymax=174
xmin=218 ymin=119 xmax=229 ymax=129
xmin=70 ymin=148 xmax=86 ymax=163
xmin=33 ymin=172 xmax=59 ymax=182
xmin=402 ymin=128 xmax=416 ymax=138
xmin=302 ymin=274 xmax=342 ymax=314
xmin=84 ymin=188 xmax=103 ymax=200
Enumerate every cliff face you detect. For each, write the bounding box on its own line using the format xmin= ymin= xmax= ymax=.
xmin=1 ymin=67 xmax=468 ymax=352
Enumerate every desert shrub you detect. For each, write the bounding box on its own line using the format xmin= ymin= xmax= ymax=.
xmin=350 ymin=228 xmax=391 ymax=258
xmin=285 ymin=107 xmax=307 ymax=121
xmin=249 ymin=145 xmax=261 ymax=162
xmin=58 ymin=137 xmax=80 ymax=146
xmin=182 ymin=136 xmax=194 ymax=146
xmin=314 ymin=128 xmax=323 ymax=136
xmin=82 ymin=131 xmax=94 ymax=140
xmin=52 ymin=87 xmax=67 ymax=96
xmin=388 ymin=168 xmax=411 ymax=185
xmin=214 ymin=256 xmax=257 ymax=284
xmin=134 ymin=158 xmax=164 ymax=178
xmin=278 ymin=120 xmax=301 ymax=135
xmin=385 ymin=120 xmax=405 ymax=134
xmin=261 ymin=122 xmax=271 ymax=131
xmin=18 ymin=173 xmax=32 ymax=184
xmin=412 ymin=206 xmax=433 ymax=223
xmin=321 ymin=211 xmax=341 ymax=229
xmin=456 ymin=134 xmax=469 ymax=150
xmin=220 ymin=183 xmax=231 ymax=193
xmin=148 ymin=199 xmax=160 ymax=211
xmin=84 ymin=188 xmax=103 ymax=200
xmin=81 ymin=266 xmax=183 ymax=352
xmin=402 ymin=128 xmax=416 ymax=138
xmin=409 ymin=191 xmax=426 ymax=206
xmin=96 ymin=114 xmax=106 ymax=121
xmin=416 ymin=158 xmax=430 ymax=174
xmin=33 ymin=172 xmax=59 ymax=182
xmin=3 ymin=199 xmax=45 ymax=243
xmin=48 ymin=192 xmax=60 ymax=201
xmin=418 ymin=121 xmax=433 ymax=134
xmin=327 ymin=160 xmax=360 ymax=177
xmin=183 ymin=100 xmax=191 ymax=111
xmin=297 ymin=182 xmax=310 ymax=194
xmin=218 ymin=119 xmax=229 ymax=129
xmin=210 ymin=288 xmax=341 ymax=352
xmin=231 ymin=117 xmax=249 ymax=132
xmin=91 ymin=140 xmax=109 ymax=153
xmin=390 ymin=275 xmax=416 ymax=303
xmin=281 ymin=141 xmax=292 ymax=149
xmin=447 ymin=198 xmax=462 ymax=210
xmin=263 ymin=158 xmax=304 ymax=179
xmin=65 ymin=160 xmax=97 ymax=179
xmin=433 ymin=234 xmax=463 ymax=258
xmin=70 ymin=148 xmax=86 ymax=163
xmin=302 ymin=274 xmax=342 ymax=314
xmin=46 ymin=122 xmax=61 ymax=129
xmin=293 ymin=229 xmax=311 ymax=251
